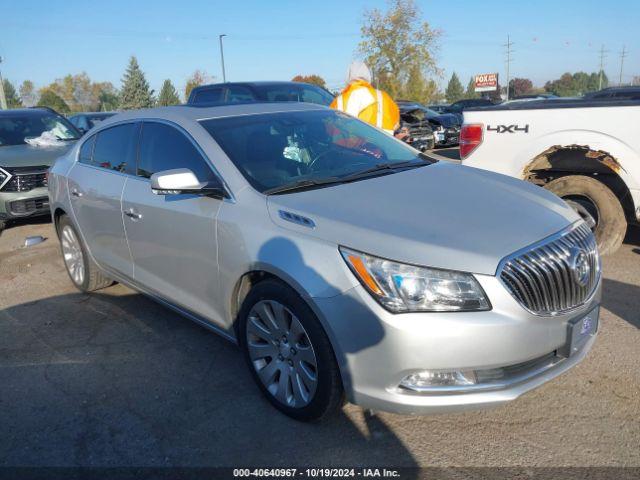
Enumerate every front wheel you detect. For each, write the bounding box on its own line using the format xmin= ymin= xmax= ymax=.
xmin=545 ymin=175 xmax=627 ymax=255
xmin=238 ymin=279 xmax=344 ymax=421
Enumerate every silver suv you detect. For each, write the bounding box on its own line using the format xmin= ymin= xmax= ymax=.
xmin=48 ymin=103 xmax=601 ymax=421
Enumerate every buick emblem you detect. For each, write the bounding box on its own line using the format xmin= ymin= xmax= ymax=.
xmin=569 ymin=247 xmax=590 ymax=287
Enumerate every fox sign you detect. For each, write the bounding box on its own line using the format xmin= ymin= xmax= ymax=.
xmin=474 ymin=73 xmax=499 ymax=92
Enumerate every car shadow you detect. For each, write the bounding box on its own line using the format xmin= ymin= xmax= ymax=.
xmin=623 ymin=224 xmax=640 ymax=247
xmin=0 ymin=285 xmax=418 ymax=471
xmin=602 ymin=278 xmax=640 ymax=329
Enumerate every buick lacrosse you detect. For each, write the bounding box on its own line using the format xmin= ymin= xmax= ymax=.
xmin=48 ymin=103 xmax=600 ymax=421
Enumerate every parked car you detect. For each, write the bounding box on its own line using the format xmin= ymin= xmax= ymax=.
xmin=460 ymin=97 xmax=640 ymax=255
xmin=0 ymin=108 xmax=80 ymax=231
xmin=583 ymin=86 xmax=640 ymax=100
xmin=68 ymin=112 xmax=117 ymax=134
xmin=447 ymin=98 xmax=497 ymax=114
xmin=49 ymin=103 xmax=600 ymax=421
xmin=398 ymin=107 xmax=435 ymax=151
xmin=188 ymin=81 xmax=334 ymax=107
xmin=397 ymin=102 xmax=460 ymax=147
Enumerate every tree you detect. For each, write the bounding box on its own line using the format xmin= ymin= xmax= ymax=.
xmin=544 ymin=71 xmax=607 ymax=96
xmin=358 ymin=0 xmax=440 ymax=99
xmin=93 ymin=82 xmax=119 ymax=111
xmin=445 ymin=72 xmax=464 ymax=103
xmin=2 ymin=80 xmax=22 ymax=108
xmin=184 ymin=70 xmax=209 ymax=101
xmin=508 ymin=78 xmax=533 ymax=98
xmin=157 ymin=79 xmax=181 ymax=106
xmin=119 ymin=56 xmax=154 ymax=110
xmin=19 ymin=80 xmax=38 ymax=107
xmin=291 ymin=74 xmax=326 ymax=88
xmin=37 ymin=88 xmax=70 ymax=113
xmin=465 ymin=77 xmax=478 ymax=99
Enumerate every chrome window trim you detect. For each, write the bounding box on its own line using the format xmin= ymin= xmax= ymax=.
xmin=496 ymin=221 xmax=601 ymax=317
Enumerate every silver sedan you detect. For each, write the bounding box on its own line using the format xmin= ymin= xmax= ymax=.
xmin=48 ymin=103 xmax=601 ymax=421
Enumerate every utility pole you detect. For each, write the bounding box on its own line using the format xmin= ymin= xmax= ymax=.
xmin=219 ymin=34 xmax=227 ymax=83
xmin=618 ymin=45 xmax=628 ymax=86
xmin=0 ymin=56 xmax=7 ymax=110
xmin=598 ymin=45 xmax=608 ymax=90
xmin=503 ymin=35 xmax=514 ymax=100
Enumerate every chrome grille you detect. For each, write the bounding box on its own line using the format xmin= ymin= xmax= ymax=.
xmin=499 ymin=223 xmax=600 ymax=315
xmin=0 ymin=166 xmax=48 ymax=192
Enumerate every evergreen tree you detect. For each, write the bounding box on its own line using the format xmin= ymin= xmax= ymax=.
xmin=465 ymin=77 xmax=478 ymax=99
xmin=445 ymin=72 xmax=464 ymax=103
xmin=157 ymin=79 xmax=181 ymax=106
xmin=119 ymin=56 xmax=154 ymax=110
xmin=3 ymin=80 xmax=23 ymax=108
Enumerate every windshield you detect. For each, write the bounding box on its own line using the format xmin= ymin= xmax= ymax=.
xmin=256 ymin=85 xmax=334 ymax=106
xmin=200 ymin=109 xmax=431 ymax=193
xmin=0 ymin=112 xmax=80 ymax=146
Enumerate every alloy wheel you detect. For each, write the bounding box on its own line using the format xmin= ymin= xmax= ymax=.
xmin=60 ymin=225 xmax=85 ymax=286
xmin=246 ymin=300 xmax=318 ymax=408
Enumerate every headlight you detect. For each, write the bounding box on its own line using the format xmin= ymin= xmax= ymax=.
xmin=340 ymin=247 xmax=491 ymax=313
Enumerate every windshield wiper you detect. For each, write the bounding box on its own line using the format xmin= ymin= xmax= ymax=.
xmin=264 ymin=177 xmax=344 ymax=195
xmin=338 ymin=160 xmax=429 ymax=182
xmin=265 ymin=160 xmax=430 ymax=195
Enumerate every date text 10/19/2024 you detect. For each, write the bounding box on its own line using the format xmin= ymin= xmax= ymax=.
xmin=233 ymin=468 xmax=401 ymax=478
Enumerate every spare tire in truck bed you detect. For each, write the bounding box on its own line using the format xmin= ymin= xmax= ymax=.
xmin=545 ymin=175 xmax=626 ymax=255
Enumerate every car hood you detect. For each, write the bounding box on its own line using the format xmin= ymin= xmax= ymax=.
xmin=0 ymin=143 xmax=75 ymax=169
xmin=267 ymin=162 xmax=580 ymax=275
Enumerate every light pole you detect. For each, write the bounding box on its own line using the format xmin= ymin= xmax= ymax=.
xmin=219 ymin=34 xmax=227 ymax=83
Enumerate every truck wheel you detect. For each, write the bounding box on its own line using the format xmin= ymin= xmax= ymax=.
xmin=57 ymin=214 xmax=114 ymax=292
xmin=545 ymin=175 xmax=626 ymax=255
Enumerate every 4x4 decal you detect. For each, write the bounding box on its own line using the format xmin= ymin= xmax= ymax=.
xmin=487 ymin=124 xmax=529 ymax=133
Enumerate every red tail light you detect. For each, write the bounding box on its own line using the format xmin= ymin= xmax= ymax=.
xmin=459 ymin=124 xmax=483 ymax=159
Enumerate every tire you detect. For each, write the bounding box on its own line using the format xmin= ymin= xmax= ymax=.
xmin=57 ymin=215 xmax=114 ymax=292
xmin=545 ymin=175 xmax=626 ymax=256
xmin=238 ymin=279 xmax=344 ymax=422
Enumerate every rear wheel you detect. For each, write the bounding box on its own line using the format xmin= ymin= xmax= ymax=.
xmin=238 ymin=279 xmax=344 ymax=421
xmin=545 ymin=175 xmax=626 ymax=255
xmin=57 ymin=215 xmax=113 ymax=292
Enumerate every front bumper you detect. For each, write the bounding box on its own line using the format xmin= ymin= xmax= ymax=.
xmin=312 ymin=275 xmax=601 ymax=415
xmin=0 ymin=187 xmax=50 ymax=220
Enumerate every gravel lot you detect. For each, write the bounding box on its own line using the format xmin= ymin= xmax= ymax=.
xmin=0 ymin=216 xmax=638 ymax=468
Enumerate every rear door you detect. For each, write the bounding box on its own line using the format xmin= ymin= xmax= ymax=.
xmin=121 ymin=121 xmax=225 ymax=322
xmin=67 ymin=123 xmax=139 ymax=279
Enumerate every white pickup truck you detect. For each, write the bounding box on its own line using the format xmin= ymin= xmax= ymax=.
xmin=460 ymin=99 xmax=640 ymax=255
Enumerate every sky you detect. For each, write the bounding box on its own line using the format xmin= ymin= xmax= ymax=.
xmin=1 ymin=0 xmax=639 ymax=97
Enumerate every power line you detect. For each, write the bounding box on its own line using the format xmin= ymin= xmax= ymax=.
xmin=618 ymin=45 xmax=628 ymax=86
xmin=503 ymin=35 xmax=514 ymax=99
xmin=598 ymin=44 xmax=608 ymax=90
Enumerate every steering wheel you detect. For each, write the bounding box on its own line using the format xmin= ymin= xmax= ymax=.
xmin=308 ymin=149 xmax=336 ymax=171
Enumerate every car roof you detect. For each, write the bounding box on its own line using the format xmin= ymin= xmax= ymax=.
xmin=192 ymin=81 xmax=324 ymax=91
xmin=92 ymin=102 xmax=329 ymax=128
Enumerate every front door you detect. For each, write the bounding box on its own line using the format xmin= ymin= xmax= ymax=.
xmin=67 ymin=123 xmax=139 ymax=279
xmin=122 ymin=121 xmax=225 ymax=323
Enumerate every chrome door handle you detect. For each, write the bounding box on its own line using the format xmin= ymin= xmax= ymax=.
xmin=124 ymin=209 xmax=142 ymax=220
xmin=71 ymin=189 xmax=83 ymax=197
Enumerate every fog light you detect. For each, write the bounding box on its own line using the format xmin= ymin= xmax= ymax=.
xmin=400 ymin=369 xmax=478 ymax=390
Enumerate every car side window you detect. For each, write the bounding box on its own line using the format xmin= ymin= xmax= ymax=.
xmin=138 ymin=122 xmax=216 ymax=182
xmin=225 ymin=86 xmax=255 ymax=103
xmin=92 ymin=123 xmax=139 ymax=174
xmin=193 ymin=88 xmax=223 ymax=104
xmin=78 ymin=135 xmax=96 ymax=165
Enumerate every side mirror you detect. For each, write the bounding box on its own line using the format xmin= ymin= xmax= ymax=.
xmin=150 ymin=168 xmax=227 ymax=199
